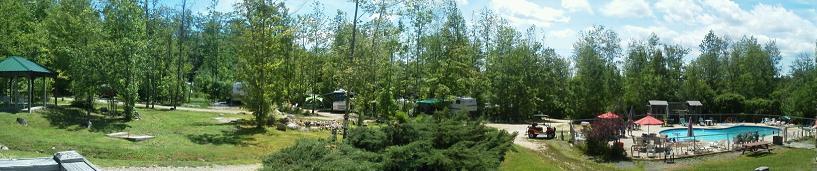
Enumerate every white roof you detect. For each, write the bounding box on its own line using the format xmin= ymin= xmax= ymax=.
xmin=648 ymin=100 xmax=668 ymax=106
xmin=687 ymin=101 xmax=703 ymax=106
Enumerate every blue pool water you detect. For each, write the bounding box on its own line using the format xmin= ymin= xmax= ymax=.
xmin=659 ymin=125 xmax=780 ymax=142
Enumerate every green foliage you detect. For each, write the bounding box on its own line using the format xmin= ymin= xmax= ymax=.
xmin=583 ymin=119 xmax=625 ymax=161
xmin=743 ymin=98 xmax=776 ymax=114
xmin=623 ymin=34 xmax=688 ymax=113
xmin=570 ymin=25 xmax=622 ymax=119
xmin=234 ymin=1 xmax=293 ymax=128
xmin=262 ymin=139 xmax=382 ymax=171
xmin=264 ymin=114 xmax=516 ymax=170
xmin=715 ymin=93 xmax=746 ymax=113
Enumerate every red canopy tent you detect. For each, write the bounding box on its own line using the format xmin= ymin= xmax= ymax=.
xmin=635 ymin=114 xmax=664 ymax=133
xmin=597 ymin=112 xmax=620 ymax=119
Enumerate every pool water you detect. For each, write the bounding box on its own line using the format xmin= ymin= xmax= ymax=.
xmin=659 ymin=125 xmax=780 ymax=142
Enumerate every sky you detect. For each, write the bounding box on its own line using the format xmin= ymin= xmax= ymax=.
xmin=164 ymin=0 xmax=817 ymax=74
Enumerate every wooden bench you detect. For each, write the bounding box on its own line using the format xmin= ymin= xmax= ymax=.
xmin=740 ymin=141 xmax=772 ymax=154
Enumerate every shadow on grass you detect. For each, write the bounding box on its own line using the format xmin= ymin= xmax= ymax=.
xmin=186 ymin=126 xmax=264 ymax=146
xmin=745 ymin=151 xmax=774 ymax=157
xmin=41 ymin=107 xmax=131 ymax=133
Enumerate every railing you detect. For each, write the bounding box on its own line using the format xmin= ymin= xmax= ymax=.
xmin=631 ymin=129 xmax=785 ymax=159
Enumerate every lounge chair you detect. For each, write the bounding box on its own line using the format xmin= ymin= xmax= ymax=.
xmin=631 ymin=137 xmax=646 ymax=157
xmin=698 ymin=117 xmax=706 ymax=126
xmin=680 ymin=118 xmax=688 ymax=127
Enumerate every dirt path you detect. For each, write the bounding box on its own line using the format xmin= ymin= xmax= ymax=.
xmin=103 ymin=164 xmax=261 ymax=171
xmin=486 ymin=119 xmax=570 ymax=151
xmin=134 ymin=103 xmax=248 ymax=114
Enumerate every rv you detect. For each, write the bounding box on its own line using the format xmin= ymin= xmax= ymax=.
xmin=327 ymin=89 xmax=349 ymax=112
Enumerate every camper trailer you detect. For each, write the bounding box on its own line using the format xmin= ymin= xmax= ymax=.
xmin=450 ymin=97 xmax=478 ymax=114
xmin=230 ymin=82 xmax=245 ymax=104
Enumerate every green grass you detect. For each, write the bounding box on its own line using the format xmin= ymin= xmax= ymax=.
xmin=0 ymin=106 xmax=327 ymax=167
xmin=499 ymin=140 xmax=638 ymax=171
xmin=500 ymin=145 xmax=562 ymax=170
xmin=183 ymin=97 xmax=211 ymax=108
xmin=674 ymin=148 xmax=816 ymax=171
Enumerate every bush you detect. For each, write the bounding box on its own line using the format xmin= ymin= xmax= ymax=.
xmin=263 ymin=114 xmax=516 ymax=170
xmin=583 ymin=119 xmax=625 ymax=161
xmin=346 ymin=127 xmax=387 ymax=151
xmin=261 ymin=139 xmax=381 ymax=171
xmin=70 ymin=99 xmax=93 ymax=109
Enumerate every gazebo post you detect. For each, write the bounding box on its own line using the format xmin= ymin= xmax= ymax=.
xmin=28 ymin=75 xmax=33 ymax=114
xmin=42 ymin=77 xmax=47 ymax=108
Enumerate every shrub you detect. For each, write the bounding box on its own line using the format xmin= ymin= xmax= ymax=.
xmin=583 ymin=119 xmax=625 ymax=161
xmin=346 ymin=127 xmax=387 ymax=152
xmin=261 ymin=139 xmax=381 ymax=171
xmin=263 ymin=114 xmax=516 ymax=170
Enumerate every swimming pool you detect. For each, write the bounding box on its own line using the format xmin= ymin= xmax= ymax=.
xmin=659 ymin=125 xmax=780 ymax=141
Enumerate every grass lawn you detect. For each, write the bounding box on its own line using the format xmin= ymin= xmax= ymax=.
xmin=499 ymin=140 xmax=638 ymax=171
xmin=0 ymin=106 xmax=327 ymax=167
xmin=500 ymin=145 xmax=562 ymax=170
xmin=183 ymin=97 xmax=212 ymax=108
xmin=673 ymin=147 xmax=816 ymax=171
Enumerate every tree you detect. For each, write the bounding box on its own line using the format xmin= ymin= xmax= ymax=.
xmin=101 ymin=0 xmax=147 ymax=120
xmin=235 ymin=0 xmax=293 ymax=128
xmin=570 ymin=25 xmax=622 ymax=119
xmin=44 ymin=0 xmax=103 ymax=115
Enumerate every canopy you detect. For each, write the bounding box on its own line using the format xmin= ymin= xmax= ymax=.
xmin=0 ymin=56 xmax=54 ymax=77
xmin=0 ymin=56 xmax=55 ymax=114
xmin=597 ymin=112 xmax=620 ymax=119
xmin=635 ymin=114 xmax=664 ymax=125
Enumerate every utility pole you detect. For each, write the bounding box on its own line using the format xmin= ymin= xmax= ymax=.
xmin=343 ymin=0 xmax=359 ymax=139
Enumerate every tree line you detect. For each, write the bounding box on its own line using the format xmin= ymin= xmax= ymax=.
xmin=1 ymin=0 xmax=814 ymax=125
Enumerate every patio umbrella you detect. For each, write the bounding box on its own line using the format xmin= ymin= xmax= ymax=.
xmin=635 ymin=114 xmax=664 ymax=133
xmin=597 ymin=112 xmax=620 ymax=119
xmin=687 ymin=116 xmax=694 ymax=137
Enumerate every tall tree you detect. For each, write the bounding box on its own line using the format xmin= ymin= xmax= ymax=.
xmin=101 ymin=0 xmax=148 ymax=120
xmin=570 ymin=25 xmax=622 ymax=119
xmin=235 ymin=0 xmax=293 ymax=128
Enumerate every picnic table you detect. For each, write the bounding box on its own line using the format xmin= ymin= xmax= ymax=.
xmin=740 ymin=141 xmax=772 ymax=154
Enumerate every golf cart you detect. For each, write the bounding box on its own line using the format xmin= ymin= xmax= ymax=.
xmin=527 ymin=122 xmax=556 ymax=139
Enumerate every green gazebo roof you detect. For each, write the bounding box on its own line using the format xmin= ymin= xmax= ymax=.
xmin=0 ymin=56 xmax=54 ymax=77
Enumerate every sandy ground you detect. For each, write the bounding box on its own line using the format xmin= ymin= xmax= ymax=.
xmin=486 ymin=118 xmax=571 ymax=151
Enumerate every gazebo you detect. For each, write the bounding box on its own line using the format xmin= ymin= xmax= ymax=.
xmin=0 ymin=56 xmax=55 ymax=113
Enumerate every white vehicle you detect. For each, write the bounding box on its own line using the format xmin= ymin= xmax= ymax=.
xmin=230 ymin=82 xmax=245 ymax=104
xmin=328 ymin=89 xmax=348 ymax=112
xmin=449 ymin=97 xmax=478 ymax=114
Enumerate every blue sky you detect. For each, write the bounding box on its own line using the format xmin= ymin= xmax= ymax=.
xmin=166 ymin=0 xmax=817 ymax=73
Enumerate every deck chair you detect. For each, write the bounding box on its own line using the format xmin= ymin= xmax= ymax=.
xmin=631 ymin=137 xmax=646 ymax=157
xmin=680 ymin=117 xmax=688 ymax=127
xmin=698 ymin=117 xmax=706 ymax=126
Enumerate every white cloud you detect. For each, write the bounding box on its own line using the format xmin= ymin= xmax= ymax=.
xmin=601 ymin=0 xmax=653 ymax=18
xmin=489 ymin=0 xmax=569 ymax=27
xmin=456 ymin=0 xmax=469 ymax=6
xmin=561 ymin=0 xmax=593 ymax=14
xmin=654 ymin=0 xmax=714 ymax=25
xmin=548 ymin=28 xmax=576 ymax=39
